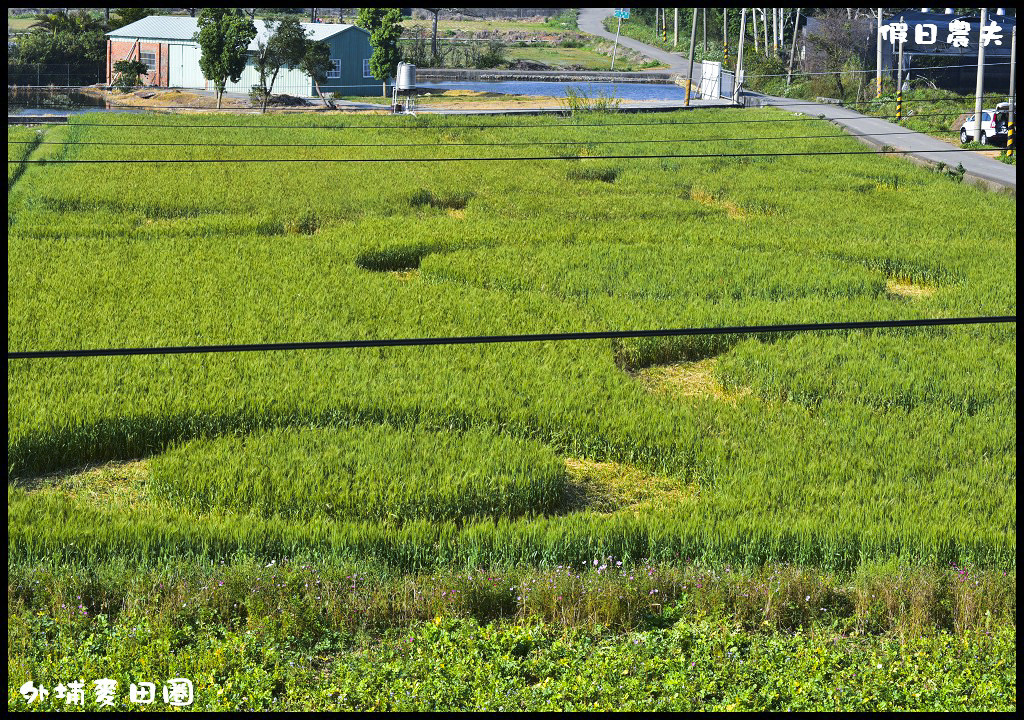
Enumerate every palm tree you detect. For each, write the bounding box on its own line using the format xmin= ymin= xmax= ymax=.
xmin=29 ymin=10 xmax=78 ymax=35
xmin=30 ymin=10 xmax=105 ymax=35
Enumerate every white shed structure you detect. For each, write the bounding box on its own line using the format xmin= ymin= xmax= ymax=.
xmin=106 ymin=15 xmax=378 ymax=97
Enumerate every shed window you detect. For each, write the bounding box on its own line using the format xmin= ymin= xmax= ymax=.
xmin=362 ymin=58 xmax=373 ymax=78
xmin=139 ymin=50 xmax=156 ymax=72
xmin=326 ymin=59 xmax=341 ymax=79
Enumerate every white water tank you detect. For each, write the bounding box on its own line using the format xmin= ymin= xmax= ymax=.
xmin=396 ymin=63 xmax=417 ymax=91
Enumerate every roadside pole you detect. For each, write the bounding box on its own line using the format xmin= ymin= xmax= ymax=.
xmin=772 ymin=7 xmax=778 ymax=56
xmin=974 ymin=8 xmax=988 ymax=143
xmin=611 ymin=15 xmax=622 ymax=71
xmin=662 ymin=8 xmax=667 ymax=44
xmin=685 ymin=8 xmax=698 ymax=106
xmin=752 ymin=7 xmax=758 ymax=54
xmin=737 ymin=9 xmax=747 ymax=98
xmin=724 ymin=9 xmax=729 ymax=67
xmin=763 ymin=9 xmax=769 ymax=55
xmin=787 ymin=8 xmax=800 ymax=88
xmin=876 ymin=8 xmax=883 ymax=98
xmin=1008 ymin=26 xmax=1016 ymax=157
xmin=778 ymin=7 xmax=784 ymax=54
xmin=674 ymin=8 xmax=678 ymax=48
xmin=703 ymin=8 xmax=707 ymax=55
xmin=896 ymin=17 xmax=904 ymax=121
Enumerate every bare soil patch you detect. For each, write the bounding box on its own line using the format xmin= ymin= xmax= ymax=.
xmin=635 ymin=358 xmax=750 ymax=403
xmin=15 ymin=459 xmax=151 ymax=510
xmin=886 ymin=278 xmax=936 ymax=299
xmin=690 ymin=188 xmax=746 ymax=219
xmin=563 ymin=457 xmax=697 ymax=513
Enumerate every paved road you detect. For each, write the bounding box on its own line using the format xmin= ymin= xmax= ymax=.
xmin=749 ymin=96 xmax=1016 ymax=190
xmin=579 ymin=8 xmax=1015 ymax=191
xmin=578 ymin=7 xmax=694 ymax=75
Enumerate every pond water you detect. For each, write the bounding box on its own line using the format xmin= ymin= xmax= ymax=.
xmin=7 ymin=88 xmax=117 ymax=115
xmin=417 ymin=80 xmax=690 ymax=102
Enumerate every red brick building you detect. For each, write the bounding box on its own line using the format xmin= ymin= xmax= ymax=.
xmin=106 ymin=39 xmax=169 ymax=87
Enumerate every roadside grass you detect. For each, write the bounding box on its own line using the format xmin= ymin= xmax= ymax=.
xmin=402 ymin=17 xmax=576 ymax=37
xmin=505 ymin=45 xmax=663 ymax=72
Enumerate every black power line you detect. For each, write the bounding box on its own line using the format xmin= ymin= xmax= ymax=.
xmin=7 ymin=147 xmax=1001 ymax=164
xmin=8 ymin=317 xmax=1016 ymax=360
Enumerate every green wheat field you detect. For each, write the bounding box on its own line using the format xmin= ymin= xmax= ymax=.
xmin=7 ymin=109 xmax=1016 ymax=710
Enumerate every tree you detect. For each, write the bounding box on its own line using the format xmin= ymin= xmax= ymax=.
xmin=112 ymin=58 xmax=148 ymax=91
xmin=806 ymin=9 xmax=874 ymax=99
xmin=195 ymin=8 xmax=257 ymax=109
xmin=299 ymin=40 xmax=335 ymax=108
xmin=31 ymin=9 xmax=106 ymax=37
xmin=16 ymin=10 xmax=107 ymax=67
xmin=422 ymin=8 xmax=448 ymax=64
xmin=251 ymin=16 xmax=309 ymax=112
xmin=109 ymin=8 xmax=155 ymax=30
xmin=357 ymin=7 xmax=403 ymax=97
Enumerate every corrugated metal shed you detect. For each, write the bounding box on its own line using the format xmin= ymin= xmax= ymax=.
xmin=106 ymin=15 xmax=354 ymax=50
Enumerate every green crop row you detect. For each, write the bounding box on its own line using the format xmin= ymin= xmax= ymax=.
xmin=151 ymin=425 xmax=565 ymax=522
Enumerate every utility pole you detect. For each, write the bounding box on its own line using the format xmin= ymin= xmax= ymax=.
xmin=897 ymin=16 xmax=905 ymax=120
xmin=763 ymin=8 xmax=768 ymax=55
xmin=611 ymin=13 xmax=622 ymax=71
xmin=752 ymin=7 xmax=758 ymax=54
xmin=662 ymin=7 xmax=667 ymax=44
xmin=787 ymin=8 xmax=800 ymax=88
xmin=674 ymin=8 xmax=678 ymax=48
xmin=723 ymin=9 xmax=729 ymax=67
xmin=703 ymin=8 xmax=707 ymax=55
xmin=1007 ymin=26 xmax=1015 ymax=157
xmin=737 ymin=9 xmax=747 ymax=98
xmin=778 ymin=7 xmax=784 ymax=54
xmin=876 ymin=8 xmax=883 ymax=97
xmin=772 ymin=6 xmax=778 ymax=55
xmin=685 ymin=7 xmax=698 ymax=105
xmin=973 ymin=8 xmax=988 ymax=142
